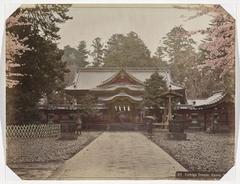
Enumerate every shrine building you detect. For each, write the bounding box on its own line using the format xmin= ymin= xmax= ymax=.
xmin=59 ymin=67 xmax=234 ymax=132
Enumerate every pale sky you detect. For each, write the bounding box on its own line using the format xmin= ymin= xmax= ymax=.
xmin=58 ymin=5 xmax=213 ymax=55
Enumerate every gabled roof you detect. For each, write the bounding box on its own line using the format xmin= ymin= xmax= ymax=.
xmin=65 ymin=67 xmax=183 ymax=91
xmin=98 ymin=68 xmax=144 ymax=87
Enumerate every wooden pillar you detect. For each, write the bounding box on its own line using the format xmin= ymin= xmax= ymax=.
xmin=167 ymin=95 xmax=172 ymax=124
xmin=203 ymin=111 xmax=207 ymax=131
xmin=163 ymin=99 xmax=168 ymax=123
xmin=46 ymin=110 xmax=49 ymax=123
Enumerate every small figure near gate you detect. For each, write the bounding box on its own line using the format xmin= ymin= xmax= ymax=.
xmin=147 ymin=121 xmax=153 ymax=138
xmin=143 ymin=116 xmax=155 ymax=139
xmin=76 ymin=116 xmax=82 ymax=135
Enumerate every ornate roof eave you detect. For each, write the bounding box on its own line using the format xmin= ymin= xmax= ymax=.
xmin=38 ymin=104 xmax=108 ymax=111
xmin=97 ymin=68 xmax=145 ymax=87
xmin=91 ymin=85 xmax=144 ymax=92
xmin=99 ymin=92 xmax=143 ymax=102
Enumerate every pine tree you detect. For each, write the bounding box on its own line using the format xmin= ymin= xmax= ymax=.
xmin=90 ymin=37 xmax=104 ymax=67
xmin=103 ymin=32 xmax=153 ymax=67
xmin=162 ymin=26 xmax=197 ymax=83
xmin=143 ymin=71 xmax=167 ymax=120
xmin=76 ymin=41 xmax=89 ymax=68
xmin=62 ymin=45 xmax=80 ymax=84
xmin=152 ymin=45 xmax=168 ymax=67
xmin=161 ymin=26 xmax=198 ymax=97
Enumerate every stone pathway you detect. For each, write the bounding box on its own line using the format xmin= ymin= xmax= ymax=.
xmin=49 ymin=132 xmax=186 ymax=180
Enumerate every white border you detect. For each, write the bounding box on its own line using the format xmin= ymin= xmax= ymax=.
xmin=0 ymin=1 xmax=239 ymax=184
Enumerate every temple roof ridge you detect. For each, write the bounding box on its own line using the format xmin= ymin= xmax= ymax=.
xmin=65 ymin=66 xmax=183 ymax=91
xmin=77 ymin=66 xmax=170 ymax=72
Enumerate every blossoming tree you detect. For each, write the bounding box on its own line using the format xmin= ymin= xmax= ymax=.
xmin=189 ymin=5 xmax=235 ymax=97
xmin=6 ymin=12 xmax=29 ymax=88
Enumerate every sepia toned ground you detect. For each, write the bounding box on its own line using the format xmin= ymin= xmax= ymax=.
xmin=7 ymin=131 xmax=186 ymax=180
xmin=6 ymin=130 xmax=234 ymax=180
xmin=150 ymin=130 xmax=235 ymax=173
xmin=7 ymin=131 xmax=102 ymax=180
xmin=49 ymin=132 xmax=186 ymax=179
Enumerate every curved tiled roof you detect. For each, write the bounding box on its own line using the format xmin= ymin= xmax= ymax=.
xmin=187 ymin=91 xmax=226 ymax=107
xmin=65 ymin=67 xmax=183 ymax=91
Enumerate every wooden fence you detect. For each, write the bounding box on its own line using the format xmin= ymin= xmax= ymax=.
xmin=6 ymin=124 xmax=60 ymax=138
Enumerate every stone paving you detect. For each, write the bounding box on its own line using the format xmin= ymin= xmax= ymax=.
xmin=49 ymin=132 xmax=186 ymax=180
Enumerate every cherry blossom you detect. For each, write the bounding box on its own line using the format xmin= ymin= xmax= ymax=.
xmin=6 ymin=11 xmax=30 ymax=88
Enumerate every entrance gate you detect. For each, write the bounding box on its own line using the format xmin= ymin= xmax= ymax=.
xmin=109 ymin=98 xmax=137 ymax=123
xmin=106 ymin=98 xmax=145 ymax=131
